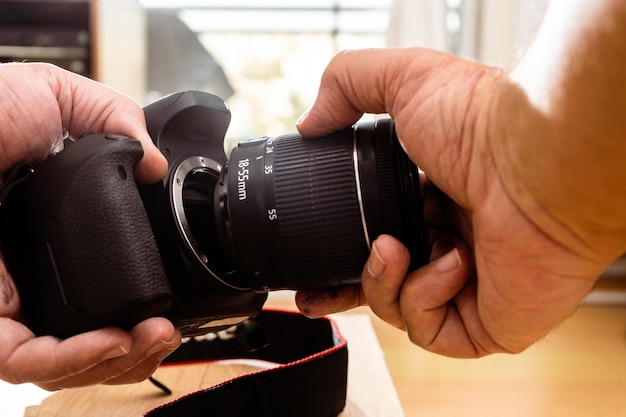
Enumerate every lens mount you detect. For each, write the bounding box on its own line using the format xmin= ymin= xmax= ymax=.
xmin=171 ymin=156 xmax=246 ymax=290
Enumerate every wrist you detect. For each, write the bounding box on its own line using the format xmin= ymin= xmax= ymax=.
xmin=487 ymin=79 xmax=626 ymax=269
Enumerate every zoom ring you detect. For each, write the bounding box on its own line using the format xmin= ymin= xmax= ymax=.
xmin=270 ymin=132 xmax=369 ymax=289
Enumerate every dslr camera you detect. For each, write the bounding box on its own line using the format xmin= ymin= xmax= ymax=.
xmin=0 ymin=91 xmax=429 ymax=338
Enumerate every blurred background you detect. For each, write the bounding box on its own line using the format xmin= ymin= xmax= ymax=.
xmin=0 ymin=0 xmax=548 ymax=140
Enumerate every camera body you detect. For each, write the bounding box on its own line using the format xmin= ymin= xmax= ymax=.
xmin=0 ymin=92 xmax=266 ymax=338
xmin=0 ymin=91 xmax=428 ymax=338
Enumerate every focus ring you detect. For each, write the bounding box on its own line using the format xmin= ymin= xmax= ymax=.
xmin=368 ymin=119 xmax=405 ymax=240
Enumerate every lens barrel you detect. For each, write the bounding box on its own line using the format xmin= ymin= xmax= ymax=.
xmin=216 ymin=119 xmax=428 ymax=292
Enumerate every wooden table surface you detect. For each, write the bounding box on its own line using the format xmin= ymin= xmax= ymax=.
xmin=368 ymin=304 xmax=626 ymax=416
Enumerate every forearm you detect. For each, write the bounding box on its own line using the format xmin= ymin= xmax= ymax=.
xmin=490 ymin=0 xmax=626 ymax=265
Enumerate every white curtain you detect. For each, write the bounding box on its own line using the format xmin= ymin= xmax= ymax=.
xmin=386 ymin=0 xmax=549 ymax=66
xmin=386 ymin=0 xmax=448 ymax=50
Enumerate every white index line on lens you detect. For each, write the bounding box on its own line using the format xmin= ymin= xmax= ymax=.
xmin=352 ymin=124 xmax=371 ymax=250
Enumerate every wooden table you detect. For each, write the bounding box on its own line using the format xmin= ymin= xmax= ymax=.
xmin=369 ymin=304 xmax=626 ymax=416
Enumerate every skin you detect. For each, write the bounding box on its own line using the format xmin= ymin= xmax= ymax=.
xmin=295 ymin=0 xmax=626 ymax=358
xmin=0 ymin=62 xmax=181 ymax=390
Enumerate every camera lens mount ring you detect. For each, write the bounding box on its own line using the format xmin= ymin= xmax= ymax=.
xmin=171 ymin=156 xmax=237 ymax=287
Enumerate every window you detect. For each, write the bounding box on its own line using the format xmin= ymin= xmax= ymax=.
xmin=140 ymin=0 xmax=391 ymax=145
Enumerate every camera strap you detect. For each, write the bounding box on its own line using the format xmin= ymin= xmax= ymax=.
xmin=143 ymin=309 xmax=348 ymax=417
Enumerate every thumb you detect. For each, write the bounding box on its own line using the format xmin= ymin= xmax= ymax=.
xmin=296 ymin=48 xmax=473 ymax=136
xmin=296 ymin=48 xmax=500 ymax=201
xmin=296 ymin=48 xmax=399 ymax=137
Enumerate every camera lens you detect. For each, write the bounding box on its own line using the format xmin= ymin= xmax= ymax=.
xmin=215 ymin=119 xmax=429 ymax=292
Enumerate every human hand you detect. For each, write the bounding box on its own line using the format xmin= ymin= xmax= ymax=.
xmin=0 ymin=62 xmax=180 ymax=390
xmin=294 ymin=48 xmax=610 ymax=357
xmin=0 ymin=62 xmax=166 ymax=183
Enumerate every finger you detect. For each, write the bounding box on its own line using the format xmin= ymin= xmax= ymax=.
xmin=133 ymin=143 xmax=168 ymax=184
xmin=360 ymin=235 xmax=411 ymax=330
xmin=296 ymin=48 xmax=394 ymax=137
xmin=0 ymin=319 xmax=132 ymax=386
xmin=295 ymin=285 xmax=365 ymax=318
xmin=102 ymin=319 xmax=181 ymax=386
xmin=37 ymin=318 xmax=180 ymax=390
xmin=102 ymin=347 xmax=177 ymax=386
xmin=398 ymin=247 xmax=475 ymax=357
xmin=0 ymin=317 xmax=179 ymax=389
xmin=296 ymin=48 xmax=466 ymax=137
xmin=93 ymin=106 xmax=168 ymax=185
xmin=47 ymin=64 xmax=168 ymax=184
xmin=87 ymin=106 xmax=168 ymax=185
xmin=396 ymin=242 xmax=505 ymax=358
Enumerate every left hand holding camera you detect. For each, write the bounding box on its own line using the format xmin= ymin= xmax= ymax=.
xmin=0 ymin=62 xmax=180 ymax=390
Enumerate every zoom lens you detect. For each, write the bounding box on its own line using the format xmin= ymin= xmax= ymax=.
xmin=215 ymin=119 xmax=429 ymax=292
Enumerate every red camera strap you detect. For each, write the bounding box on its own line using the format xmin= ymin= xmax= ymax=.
xmin=144 ymin=309 xmax=348 ymax=417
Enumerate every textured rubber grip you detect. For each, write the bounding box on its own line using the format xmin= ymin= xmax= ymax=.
xmin=0 ymin=135 xmax=172 ymax=337
xmin=269 ymin=132 xmax=368 ymax=289
xmin=61 ymin=142 xmax=171 ymax=320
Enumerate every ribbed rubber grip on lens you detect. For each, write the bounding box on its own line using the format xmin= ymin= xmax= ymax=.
xmin=270 ymin=133 xmax=369 ymax=289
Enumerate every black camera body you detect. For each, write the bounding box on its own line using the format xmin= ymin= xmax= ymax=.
xmin=0 ymin=91 xmax=428 ymax=338
xmin=0 ymin=92 xmax=266 ymax=338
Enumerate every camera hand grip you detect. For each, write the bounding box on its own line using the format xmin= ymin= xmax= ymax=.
xmin=0 ymin=134 xmax=172 ymax=337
